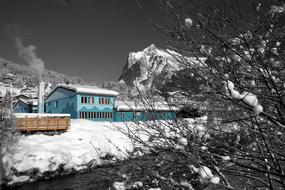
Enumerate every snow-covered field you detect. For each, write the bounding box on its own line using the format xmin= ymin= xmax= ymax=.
xmin=2 ymin=117 xmax=209 ymax=187
xmin=3 ymin=119 xmax=147 ymax=186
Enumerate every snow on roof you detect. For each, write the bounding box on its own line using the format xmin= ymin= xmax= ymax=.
xmin=15 ymin=98 xmax=38 ymax=106
xmin=22 ymin=92 xmax=38 ymax=98
xmin=115 ymin=101 xmax=179 ymax=112
xmin=14 ymin=92 xmax=38 ymax=99
xmin=13 ymin=113 xmax=71 ymax=118
xmin=57 ymin=84 xmax=119 ymax=96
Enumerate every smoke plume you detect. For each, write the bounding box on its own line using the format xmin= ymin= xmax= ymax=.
xmin=15 ymin=36 xmax=45 ymax=79
xmin=6 ymin=24 xmax=45 ymax=79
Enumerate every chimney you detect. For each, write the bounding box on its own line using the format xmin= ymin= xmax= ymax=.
xmin=37 ymin=81 xmax=45 ymax=113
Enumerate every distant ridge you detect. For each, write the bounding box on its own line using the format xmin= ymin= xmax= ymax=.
xmin=0 ymin=57 xmax=83 ymax=90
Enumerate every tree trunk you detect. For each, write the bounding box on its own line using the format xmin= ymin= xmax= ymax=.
xmin=0 ymin=150 xmax=4 ymax=189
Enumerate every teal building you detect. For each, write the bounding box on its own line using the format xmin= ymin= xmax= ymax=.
xmin=13 ymin=99 xmax=38 ymax=113
xmin=45 ymin=84 xmax=118 ymax=120
xmin=15 ymin=84 xmax=177 ymax=122
xmin=113 ymin=101 xmax=177 ymax=122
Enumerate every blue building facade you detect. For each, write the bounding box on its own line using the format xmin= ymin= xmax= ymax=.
xmin=45 ymin=87 xmax=77 ymax=118
xmin=13 ymin=99 xmax=38 ymax=113
xmin=17 ymin=84 xmax=177 ymax=122
xmin=113 ymin=101 xmax=177 ymax=122
xmin=45 ymin=84 xmax=117 ymax=120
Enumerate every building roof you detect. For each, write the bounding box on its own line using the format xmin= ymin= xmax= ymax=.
xmin=56 ymin=84 xmax=119 ymax=96
xmin=115 ymin=101 xmax=179 ymax=112
xmin=13 ymin=98 xmax=38 ymax=108
xmin=14 ymin=92 xmax=38 ymax=100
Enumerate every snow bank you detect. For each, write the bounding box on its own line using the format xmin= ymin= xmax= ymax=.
xmin=3 ymin=120 xmax=139 ymax=186
xmin=13 ymin=113 xmax=71 ymax=118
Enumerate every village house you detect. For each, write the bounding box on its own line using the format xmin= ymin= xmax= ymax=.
xmin=13 ymin=99 xmax=38 ymax=113
xmin=14 ymin=84 xmax=177 ymax=122
xmin=45 ymin=84 xmax=118 ymax=120
xmin=114 ymin=101 xmax=177 ymax=121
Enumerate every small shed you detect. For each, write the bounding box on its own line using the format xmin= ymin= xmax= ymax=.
xmin=13 ymin=99 xmax=38 ymax=113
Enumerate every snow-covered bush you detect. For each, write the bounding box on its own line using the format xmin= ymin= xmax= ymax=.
xmin=124 ymin=0 xmax=285 ymax=189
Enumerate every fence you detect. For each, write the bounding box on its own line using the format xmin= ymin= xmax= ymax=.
xmin=16 ymin=116 xmax=70 ymax=132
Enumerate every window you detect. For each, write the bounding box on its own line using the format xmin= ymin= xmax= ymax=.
xmin=133 ymin=112 xmax=140 ymax=119
xmin=81 ymin=96 xmax=95 ymax=104
xmin=99 ymin=97 xmax=111 ymax=105
xmin=120 ymin=112 xmax=125 ymax=117
xmin=80 ymin=112 xmax=83 ymax=118
xmin=55 ymin=101 xmax=58 ymax=108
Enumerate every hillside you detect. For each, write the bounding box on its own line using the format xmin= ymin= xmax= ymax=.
xmin=0 ymin=57 xmax=83 ymax=95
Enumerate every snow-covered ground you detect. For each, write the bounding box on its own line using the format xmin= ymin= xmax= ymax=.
xmin=0 ymin=85 xmax=21 ymax=96
xmin=2 ymin=117 xmax=209 ymax=187
xmin=3 ymin=119 xmax=148 ymax=186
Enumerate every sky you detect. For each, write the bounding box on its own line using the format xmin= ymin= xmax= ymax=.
xmin=0 ymin=0 xmax=162 ymax=84
xmin=0 ymin=0 xmax=260 ymax=84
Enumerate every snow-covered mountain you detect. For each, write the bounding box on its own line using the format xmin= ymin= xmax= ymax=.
xmin=119 ymin=44 xmax=181 ymax=91
xmin=118 ymin=44 xmax=203 ymax=94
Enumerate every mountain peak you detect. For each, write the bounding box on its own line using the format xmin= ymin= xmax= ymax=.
xmin=120 ymin=44 xmax=181 ymax=91
xmin=143 ymin=44 xmax=157 ymax=54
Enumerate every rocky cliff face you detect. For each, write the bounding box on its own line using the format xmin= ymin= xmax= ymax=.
xmin=118 ymin=44 xmax=203 ymax=95
xmin=119 ymin=44 xmax=181 ymax=92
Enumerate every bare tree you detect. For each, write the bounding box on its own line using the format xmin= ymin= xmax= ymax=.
xmin=0 ymin=93 xmax=18 ymax=188
xmin=117 ymin=0 xmax=285 ymax=189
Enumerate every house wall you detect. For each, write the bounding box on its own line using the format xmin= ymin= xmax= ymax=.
xmin=45 ymin=87 xmax=77 ymax=118
xmin=113 ymin=110 xmax=176 ymax=122
xmin=113 ymin=111 xmax=136 ymax=122
xmin=44 ymin=86 xmax=176 ymax=122
xmin=76 ymin=94 xmax=115 ymax=121
xmin=14 ymin=101 xmax=30 ymax=113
